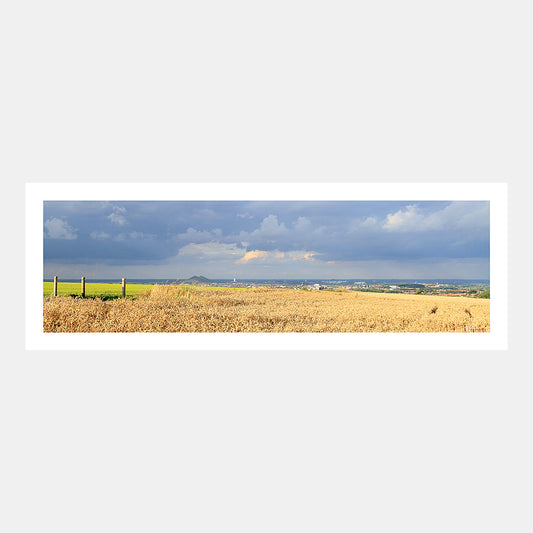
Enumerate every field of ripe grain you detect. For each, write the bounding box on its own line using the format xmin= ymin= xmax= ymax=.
xmin=43 ymin=285 xmax=490 ymax=333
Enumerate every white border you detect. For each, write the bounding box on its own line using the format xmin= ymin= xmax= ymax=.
xmin=26 ymin=182 xmax=507 ymax=350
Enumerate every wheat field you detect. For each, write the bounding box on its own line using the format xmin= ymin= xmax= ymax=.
xmin=43 ymin=285 xmax=490 ymax=333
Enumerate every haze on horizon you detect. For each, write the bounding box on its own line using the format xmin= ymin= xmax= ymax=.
xmin=43 ymin=200 xmax=490 ymax=280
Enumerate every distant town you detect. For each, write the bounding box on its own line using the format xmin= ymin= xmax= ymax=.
xmin=175 ymin=276 xmax=490 ymax=298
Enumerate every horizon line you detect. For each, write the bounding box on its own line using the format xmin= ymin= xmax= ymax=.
xmin=43 ymin=277 xmax=490 ymax=281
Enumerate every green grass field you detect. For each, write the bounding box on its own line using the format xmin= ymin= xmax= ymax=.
xmin=43 ymin=281 xmax=154 ymax=298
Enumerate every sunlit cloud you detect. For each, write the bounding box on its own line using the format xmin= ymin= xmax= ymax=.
xmin=236 ymin=249 xmax=319 ymax=264
xmin=236 ymin=250 xmax=282 ymax=264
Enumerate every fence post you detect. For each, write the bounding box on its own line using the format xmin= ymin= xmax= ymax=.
xmin=53 ymin=276 xmax=58 ymax=297
xmin=122 ymin=278 xmax=126 ymax=298
xmin=81 ymin=277 xmax=85 ymax=297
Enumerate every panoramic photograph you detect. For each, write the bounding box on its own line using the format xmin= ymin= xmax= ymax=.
xmin=43 ymin=200 xmax=490 ymax=333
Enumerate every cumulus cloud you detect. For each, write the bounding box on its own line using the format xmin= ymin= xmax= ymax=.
xmin=430 ymin=201 xmax=489 ymax=230
xmin=173 ymin=227 xmax=222 ymax=243
xmin=383 ymin=202 xmax=489 ymax=232
xmin=286 ymin=250 xmax=321 ymax=262
xmin=236 ymin=250 xmax=284 ymax=264
xmin=44 ymin=217 xmax=78 ymax=239
xmin=108 ymin=206 xmax=127 ymax=225
xmin=236 ymin=249 xmax=319 ymax=264
xmin=253 ymin=215 xmax=288 ymax=238
xmin=383 ymin=205 xmax=422 ymax=231
xmin=234 ymin=214 xmax=317 ymax=250
xmin=294 ymin=216 xmax=312 ymax=232
xmin=236 ymin=250 xmax=268 ymax=263
xmin=348 ymin=216 xmax=379 ymax=233
xmin=361 ymin=216 xmax=378 ymax=228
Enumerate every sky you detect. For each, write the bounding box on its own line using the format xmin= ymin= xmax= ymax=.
xmin=43 ymin=201 xmax=490 ymax=279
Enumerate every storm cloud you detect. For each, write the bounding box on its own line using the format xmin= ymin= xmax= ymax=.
xmin=43 ymin=200 xmax=490 ymax=279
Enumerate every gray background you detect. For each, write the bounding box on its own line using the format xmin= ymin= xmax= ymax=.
xmin=3 ymin=1 xmax=531 ymax=532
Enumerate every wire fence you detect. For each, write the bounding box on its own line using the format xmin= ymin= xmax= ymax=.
xmin=50 ymin=276 xmax=127 ymax=297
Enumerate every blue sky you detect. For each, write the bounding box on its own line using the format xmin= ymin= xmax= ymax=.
xmin=43 ymin=201 xmax=490 ymax=279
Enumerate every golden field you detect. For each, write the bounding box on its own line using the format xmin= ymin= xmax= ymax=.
xmin=43 ymin=285 xmax=490 ymax=333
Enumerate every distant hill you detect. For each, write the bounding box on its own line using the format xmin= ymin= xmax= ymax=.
xmin=177 ymin=275 xmax=211 ymax=285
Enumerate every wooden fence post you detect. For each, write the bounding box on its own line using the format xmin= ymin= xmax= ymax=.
xmin=53 ymin=276 xmax=58 ymax=297
xmin=122 ymin=278 xmax=126 ymax=298
xmin=81 ymin=277 xmax=85 ymax=297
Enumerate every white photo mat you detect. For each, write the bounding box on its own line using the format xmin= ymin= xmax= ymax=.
xmin=26 ymin=182 xmax=507 ymax=350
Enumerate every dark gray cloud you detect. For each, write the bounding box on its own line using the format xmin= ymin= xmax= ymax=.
xmin=43 ymin=201 xmax=490 ymax=278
